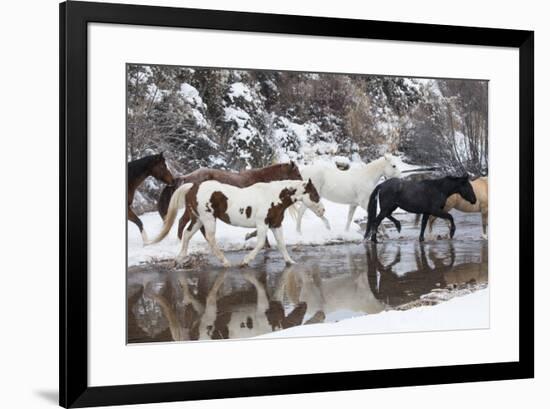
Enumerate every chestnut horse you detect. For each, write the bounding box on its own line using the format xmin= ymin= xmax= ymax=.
xmin=128 ymin=153 xmax=174 ymax=243
xmin=157 ymin=162 xmax=302 ymax=239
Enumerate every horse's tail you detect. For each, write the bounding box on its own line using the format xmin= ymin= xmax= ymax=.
xmin=158 ymin=184 xmax=178 ymax=220
xmin=147 ymin=183 xmax=193 ymax=245
xmin=365 ymin=184 xmax=382 ymax=238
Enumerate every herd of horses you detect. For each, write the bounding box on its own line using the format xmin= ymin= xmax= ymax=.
xmin=128 ymin=153 xmax=489 ymax=267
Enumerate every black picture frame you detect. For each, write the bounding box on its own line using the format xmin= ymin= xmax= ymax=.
xmin=60 ymin=1 xmax=534 ymax=407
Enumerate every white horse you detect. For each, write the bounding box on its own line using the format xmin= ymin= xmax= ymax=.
xmin=296 ymin=154 xmax=402 ymax=233
xmin=147 ymin=179 xmax=325 ymax=267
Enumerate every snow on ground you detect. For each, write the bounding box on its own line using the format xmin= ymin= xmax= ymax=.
xmin=256 ymin=288 xmax=489 ymax=339
xmin=128 ymin=200 xmax=363 ymax=266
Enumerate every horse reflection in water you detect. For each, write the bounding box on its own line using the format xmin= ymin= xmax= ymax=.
xmin=366 ymin=241 xmax=488 ymax=307
xmin=128 ymin=268 xmax=313 ymax=342
xmin=273 ymin=258 xmax=386 ymax=321
xmin=127 ymin=240 xmax=487 ymax=342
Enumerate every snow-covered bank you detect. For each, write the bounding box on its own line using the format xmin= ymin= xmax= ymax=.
xmin=257 ymin=289 xmax=489 ymax=339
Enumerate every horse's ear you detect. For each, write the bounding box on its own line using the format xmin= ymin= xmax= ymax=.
xmin=290 ymin=161 xmax=296 ymax=168
xmin=384 ymin=153 xmax=390 ymax=160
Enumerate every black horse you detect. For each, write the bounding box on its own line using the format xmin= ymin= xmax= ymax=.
xmin=365 ymin=175 xmax=476 ymax=243
xmin=128 ymin=153 xmax=174 ymax=243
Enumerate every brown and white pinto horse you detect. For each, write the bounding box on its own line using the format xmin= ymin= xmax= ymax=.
xmin=148 ymin=179 xmax=324 ymax=267
xmin=128 ymin=153 xmax=174 ymax=243
xmin=157 ymin=162 xmax=302 ymax=239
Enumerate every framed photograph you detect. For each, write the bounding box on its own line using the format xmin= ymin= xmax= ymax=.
xmin=60 ymin=1 xmax=534 ymax=407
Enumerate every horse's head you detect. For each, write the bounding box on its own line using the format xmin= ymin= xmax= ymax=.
xmin=382 ymin=153 xmax=402 ymax=179
xmin=455 ymin=175 xmax=477 ymax=204
xmin=151 ymin=153 xmax=175 ymax=185
xmin=300 ymin=179 xmax=324 ymax=217
xmin=284 ymin=161 xmax=302 ymax=180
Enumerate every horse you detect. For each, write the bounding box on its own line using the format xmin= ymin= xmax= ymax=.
xmin=427 ymin=177 xmax=489 ymax=239
xmin=128 ymin=153 xmax=174 ymax=243
xmin=273 ymin=255 xmax=386 ymax=322
xmin=192 ymin=270 xmax=310 ymax=340
xmin=365 ymin=175 xmax=477 ymax=243
xmin=147 ymin=179 xmax=325 ymax=267
xmin=366 ymin=241 xmax=487 ymax=307
xmin=157 ymin=162 xmax=303 ymax=239
xmin=295 ymin=154 xmax=402 ymax=233
xmin=132 ymin=269 xmax=311 ymax=341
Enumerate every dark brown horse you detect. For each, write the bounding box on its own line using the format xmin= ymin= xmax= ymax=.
xmin=128 ymin=153 xmax=174 ymax=243
xmin=157 ymin=162 xmax=302 ymax=239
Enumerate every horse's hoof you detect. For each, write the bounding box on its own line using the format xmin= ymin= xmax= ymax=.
xmin=174 ymin=256 xmax=191 ymax=268
xmin=239 ymin=260 xmax=249 ymax=268
xmin=419 ymin=237 xmax=425 ymax=242
xmin=481 ymin=234 xmax=488 ymax=240
xmin=285 ymin=259 xmax=296 ymax=265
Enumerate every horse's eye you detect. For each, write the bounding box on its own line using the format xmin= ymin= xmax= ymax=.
xmin=392 ymin=165 xmax=396 ymax=168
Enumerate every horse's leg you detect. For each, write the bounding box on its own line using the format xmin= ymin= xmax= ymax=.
xmin=242 ymin=224 xmax=268 ymax=266
xmin=128 ymin=207 xmax=148 ymax=243
xmin=202 ymin=219 xmax=231 ymax=268
xmin=175 ymin=218 xmax=203 ymax=266
xmin=296 ymin=204 xmax=307 ymax=234
xmin=178 ymin=272 xmax=204 ymax=315
xmin=245 ymin=230 xmax=257 ymax=241
xmin=419 ymin=213 xmax=429 ymax=242
xmin=427 ymin=215 xmax=436 ymax=233
xmin=481 ymin=208 xmax=488 ymax=239
xmin=370 ymin=209 xmax=393 ymax=243
xmin=430 ymin=210 xmax=456 ymax=239
xmin=244 ymin=230 xmax=271 ymax=249
xmin=202 ymin=272 xmax=226 ymax=330
xmin=177 ymin=208 xmax=191 ymax=240
xmin=273 ymin=264 xmax=298 ymax=302
xmin=345 ymin=205 xmax=358 ymax=231
xmin=241 ymin=271 xmax=270 ymax=314
xmin=362 ymin=197 xmax=391 ymax=238
xmin=386 ymin=215 xmax=401 ymax=233
xmin=320 ymin=213 xmax=331 ymax=230
xmin=429 ymin=203 xmax=452 ymax=236
xmin=271 ymin=227 xmax=295 ymax=265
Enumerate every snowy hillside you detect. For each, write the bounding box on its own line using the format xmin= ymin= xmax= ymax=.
xmin=127 ymin=66 xmax=488 ymax=213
